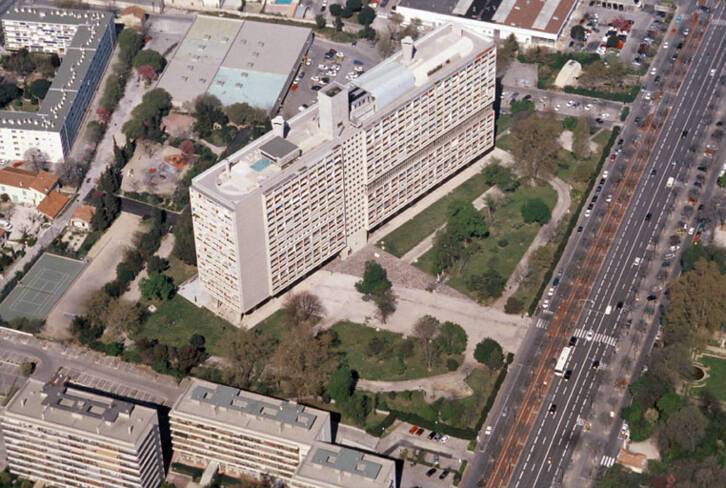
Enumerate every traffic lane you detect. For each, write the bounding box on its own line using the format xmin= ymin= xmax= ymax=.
xmin=519 ymin=23 xmax=726 ymax=486
xmin=514 ymin=15 xmax=726 ymax=485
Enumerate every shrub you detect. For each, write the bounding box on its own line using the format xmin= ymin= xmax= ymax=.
xmin=504 ymin=297 xmax=524 ymax=314
xmin=498 ymin=238 xmax=509 ymax=248
xmin=562 ymin=116 xmax=578 ymax=131
xmin=446 ymin=358 xmax=460 ymax=371
xmin=521 ymin=198 xmax=551 ymax=224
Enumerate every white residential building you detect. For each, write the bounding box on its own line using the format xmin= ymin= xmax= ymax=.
xmin=1 ymin=379 xmax=165 ymax=488
xmin=190 ymin=24 xmax=497 ymax=322
xmin=170 ymin=379 xmax=396 ymax=488
xmin=0 ymin=6 xmax=115 ymax=163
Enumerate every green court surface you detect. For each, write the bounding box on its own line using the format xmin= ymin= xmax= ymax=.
xmin=0 ymin=253 xmax=86 ymax=321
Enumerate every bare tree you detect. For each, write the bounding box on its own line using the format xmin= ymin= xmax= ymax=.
xmin=413 ymin=315 xmax=440 ymax=370
xmin=283 ymin=291 xmax=325 ymax=327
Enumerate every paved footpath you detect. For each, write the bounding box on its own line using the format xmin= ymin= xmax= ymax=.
xmin=357 ymin=365 xmax=476 ymax=402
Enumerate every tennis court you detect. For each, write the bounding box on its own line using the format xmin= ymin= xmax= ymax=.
xmin=0 ymin=253 xmax=86 ymax=321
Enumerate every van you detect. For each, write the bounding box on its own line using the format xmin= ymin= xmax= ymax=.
xmin=666 ymin=177 xmax=675 ymax=188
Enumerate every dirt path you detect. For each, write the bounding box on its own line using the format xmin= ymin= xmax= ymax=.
xmin=357 ymin=365 xmax=476 ymax=401
xmin=493 ymin=176 xmax=572 ymax=310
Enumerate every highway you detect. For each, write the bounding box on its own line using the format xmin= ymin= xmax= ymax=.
xmin=463 ymin=2 xmax=725 ymax=487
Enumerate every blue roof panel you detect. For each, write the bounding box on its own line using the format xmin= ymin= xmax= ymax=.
xmin=353 ymin=62 xmax=416 ymax=110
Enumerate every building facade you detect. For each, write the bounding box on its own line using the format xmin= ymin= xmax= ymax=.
xmin=0 ymin=167 xmax=59 ymax=206
xmin=190 ymin=24 xmax=496 ymax=321
xmin=0 ymin=6 xmax=115 ymax=163
xmin=1 ymin=379 xmax=165 ymax=488
xmin=170 ymin=379 xmax=395 ymax=488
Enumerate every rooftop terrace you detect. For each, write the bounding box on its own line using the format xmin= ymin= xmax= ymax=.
xmin=294 ymin=442 xmax=396 ymax=488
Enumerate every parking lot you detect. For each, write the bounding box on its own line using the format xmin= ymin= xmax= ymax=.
xmin=61 ymin=366 xmax=169 ymax=406
xmin=280 ymin=37 xmax=381 ymax=119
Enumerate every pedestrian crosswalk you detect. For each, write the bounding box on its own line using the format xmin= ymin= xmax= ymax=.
xmin=573 ymin=329 xmax=618 ymax=347
xmin=600 ymin=455 xmax=616 ymax=468
xmin=535 ymin=318 xmax=549 ymax=329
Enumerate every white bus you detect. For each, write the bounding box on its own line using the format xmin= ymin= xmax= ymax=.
xmin=555 ymin=347 xmax=572 ymax=376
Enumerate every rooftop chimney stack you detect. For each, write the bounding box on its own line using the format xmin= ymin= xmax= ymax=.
xmin=318 ymin=83 xmax=349 ymax=140
xmin=402 ymin=36 xmax=415 ymax=64
xmin=272 ymin=115 xmax=286 ymax=138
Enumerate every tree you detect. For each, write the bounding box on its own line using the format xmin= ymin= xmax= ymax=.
xmin=510 ymin=112 xmax=561 ymax=182
xmin=147 ymin=256 xmax=169 ymax=274
xmin=329 ymin=4 xmax=343 ymax=16
xmin=103 ymin=300 xmax=143 ymax=341
xmin=467 ymin=269 xmax=506 ymax=300
xmin=19 ymin=361 xmax=35 ymax=377
xmin=271 ymin=325 xmax=338 ymax=399
xmin=376 ymin=29 xmax=395 ymax=57
xmin=315 ymin=14 xmax=326 ymax=29
xmin=283 ymin=291 xmax=324 ymax=326
xmin=2 ymin=49 xmax=36 ymax=76
xmin=413 ymin=315 xmax=440 ymax=370
xmin=373 ymin=290 xmax=397 ymax=323
xmin=84 ymin=289 xmax=113 ymax=325
xmin=193 ymin=94 xmax=228 ymax=138
xmin=334 ymin=15 xmax=344 ymax=32
xmin=132 ymin=49 xmax=166 ymax=72
xmin=497 ymin=34 xmax=519 ymax=74
xmin=221 ymin=328 xmax=272 ymax=388
xmin=570 ymin=25 xmax=586 ymax=41
xmin=447 ymin=200 xmax=488 ymax=240
xmin=357 ymin=6 xmax=376 ymax=26
xmin=356 ymin=261 xmax=392 ymax=297
xmin=0 ymin=83 xmax=20 ymax=107
xmin=27 ymin=78 xmax=51 ymax=99
xmin=328 ymin=364 xmax=355 ymax=403
xmin=521 ymin=198 xmax=551 ymax=224
xmin=505 ymin=297 xmax=524 ymax=314
xmin=474 ymin=338 xmax=504 ymax=369
xmin=661 ymin=405 xmax=707 ymax=453
xmin=122 ymin=88 xmax=172 ymax=141
xmin=140 ymin=272 xmax=175 ymax=301
xmin=572 ymin=116 xmax=591 ymax=159
xmin=435 ymin=321 xmax=467 ymax=355
xmin=226 ymin=102 xmax=267 ymax=126
xmin=136 ymin=64 xmax=158 ymax=84
xmin=345 ymin=0 xmax=362 ymax=11
xmin=173 ymin=207 xmax=197 ymax=265
xmin=86 ymin=120 xmax=105 ymax=144
xmin=117 ymin=29 xmax=144 ymax=64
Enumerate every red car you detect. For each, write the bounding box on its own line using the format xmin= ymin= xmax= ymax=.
xmin=408 ymin=425 xmax=418 ymax=435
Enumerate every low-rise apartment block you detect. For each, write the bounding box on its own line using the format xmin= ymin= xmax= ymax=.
xmin=190 ymin=24 xmax=497 ymax=321
xmin=0 ymin=6 xmax=115 ymax=163
xmin=1 ymin=379 xmax=165 ymax=488
xmin=170 ymin=379 xmax=396 ymax=487
xmin=0 ymin=167 xmax=59 ymax=206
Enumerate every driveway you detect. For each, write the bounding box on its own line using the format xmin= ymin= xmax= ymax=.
xmin=304 ymin=271 xmax=528 ymax=358
xmin=44 ymin=212 xmax=144 ymax=340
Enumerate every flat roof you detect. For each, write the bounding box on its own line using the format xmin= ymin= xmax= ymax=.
xmin=157 ymin=16 xmax=311 ymax=109
xmin=293 ymin=442 xmax=396 ymax=488
xmin=399 ymin=0 xmax=578 ymax=34
xmin=0 ymin=6 xmax=114 ymax=132
xmin=172 ymin=379 xmax=330 ymax=446
xmin=4 ymin=379 xmax=158 ymax=445
xmin=192 ymin=24 xmax=493 ymax=205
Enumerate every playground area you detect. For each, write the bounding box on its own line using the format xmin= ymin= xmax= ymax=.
xmin=120 ymin=141 xmax=192 ymax=197
xmin=0 ymin=253 xmax=86 ymax=321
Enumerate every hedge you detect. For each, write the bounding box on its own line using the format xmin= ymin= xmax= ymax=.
xmin=365 ymin=412 xmax=396 ymax=437
xmin=527 ymin=126 xmax=621 ymax=315
xmin=563 ymin=85 xmax=641 ymax=103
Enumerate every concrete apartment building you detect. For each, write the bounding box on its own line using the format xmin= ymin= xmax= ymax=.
xmin=0 ymin=6 xmax=115 ymax=163
xmin=190 ymin=24 xmax=496 ymax=321
xmin=170 ymin=379 xmax=396 ymax=487
xmin=1 ymin=379 xmax=165 ymax=488
xmin=397 ymin=0 xmax=581 ymax=46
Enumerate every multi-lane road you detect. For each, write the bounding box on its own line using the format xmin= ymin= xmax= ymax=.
xmin=463 ymin=2 xmax=724 ymax=486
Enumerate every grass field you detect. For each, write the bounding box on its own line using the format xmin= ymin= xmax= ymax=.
xmin=330 ymin=321 xmax=463 ymax=381
xmin=379 ymin=367 xmax=498 ymax=429
xmin=701 ymin=355 xmax=726 ymax=401
xmin=415 ymin=184 xmax=556 ymax=302
xmin=377 ymin=172 xmax=492 ymax=257
xmin=138 ymin=294 xmax=236 ymax=355
xmin=165 ymin=256 xmax=197 ymax=286
xmin=251 ymin=309 xmax=288 ymax=343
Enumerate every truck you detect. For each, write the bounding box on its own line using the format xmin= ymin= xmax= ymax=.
xmin=666 ymin=176 xmax=675 ymax=188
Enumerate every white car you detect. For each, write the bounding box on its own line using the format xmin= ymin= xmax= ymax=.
xmin=584 ymin=103 xmax=592 ymax=111
xmin=584 ymin=208 xmax=592 ymax=218
xmin=543 ymin=299 xmax=550 ymax=309
xmin=603 ymin=170 xmax=609 ymax=179
xmin=601 ymin=113 xmax=610 ymax=119
xmin=606 ymin=194 xmax=613 ymax=203
xmin=547 ymin=287 xmax=555 ymax=297
xmin=354 ymin=66 xmax=364 ymax=73
xmin=650 ymin=66 xmax=657 ymax=75
xmin=485 ymin=426 xmax=492 ymax=436
xmin=663 ymin=41 xmax=669 ymax=49
xmin=318 ymin=63 xmax=326 ymax=70
xmin=297 ymin=104 xmax=308 ymax=112
xmin=554 ymin=104 xmax=561 ymax=111
xmin=688 ymin=226 xmax=695 ymax=235
xmin=711 ymin=68 xmax=717 ymax=77
xmin=633 ymin=257 xmax=641 ymax=266
xmin=585 ymin=330 xmax=594 ymax=341
xmin=311 ymin=75 xmax=320 ymax=82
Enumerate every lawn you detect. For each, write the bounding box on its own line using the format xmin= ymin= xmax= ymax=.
xmin=495 ymin=133 xmax=512 ymax=151
xmin=378 ymin=172 xmax=492 ymax=257
xmin=701 ymin=355 xmax=726 ymax=401
xmin=138 ymin=294 xmax=236 ymax=356
xmin=330 ymin=321 xmax=463 ymax=381
xmin=251 ymin=309 xmax=288 ymax=343
xmin=378 ymin=367 xmax=498 ymax=430
xmin=415 ymin=184 xmax=557 ymax=302
xmin=165 ymin=256 xmax=197 ymax=286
